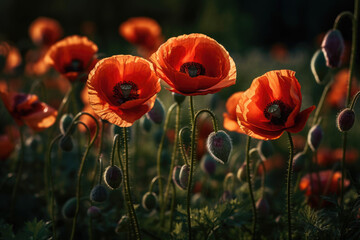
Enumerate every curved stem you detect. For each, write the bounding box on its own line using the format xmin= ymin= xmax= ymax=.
xmin=161 ymin=103 xmax=181 ymax=227
xmin=92 ymin=120 xmax=105 ymax=188
xmin=123 ymin=128 xmax=141 ymax=240
xmin=70 ymin=115 xmax=99 ymax=240
xmin=169 ymin=181 xmax=176 ymax=232
xmin=156 ymin=103 xmax=177 ymax=211
xmin=45 ymin=134 xmax=62 ymax=240
xmin=350 ymin=91 xmax=360 ymax=110
xmin=179 ymin=127 xmax=190 ymax=165
xmin=286 ymin=132 xmax=294 ymax=240
xmin=9 ymin=127 xmax=25 ymax=221
xmin=333 ymin=11 xmax=354 ymax=29
xmin=245 ymin=136 xmax=256 ymax=240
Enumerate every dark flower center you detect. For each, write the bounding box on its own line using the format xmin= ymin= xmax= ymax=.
xmin=180 ymin=62 xmax=205 ymax=78
xmin=64 ymin=59 xmax=84 ymax=73
xmin=263 ymin=100 xmax=292 ymax=126
xmin=13 ymin=94 xmax=43 ymax=117
xmin=112 ymin=81 xmax=139 ymax=105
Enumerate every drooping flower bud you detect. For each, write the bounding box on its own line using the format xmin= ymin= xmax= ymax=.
xmin=140 ymin=116 xmax=152 ymax=132
xmin=146 ymin=98 xmax=165 ymax=124
xmin=87 ymin=206 xmax=101 ymax=219
xmin=115 ymin=215 xmax=129 ymax=234
xmin=236 ymin=163 xmax=247 ymax=182
xmin=142 ymin=192 xmax=158 ymax=211
xmin=172 ymin=92 xmax=186 ymax=104
xmin=256 ymin=197 xmax=270 ymax=217
xmin=206 ymin=130 xmax=232 ymax=164
xmin=60 ymin=113 xmax=74 ymax=135
xmin=90 ymin=184 xmax=108 ymax=203
xmin=59 ymin=135 xmax=73 ymax=152
xmin=103 ymin=165 xmax=123 ymax=190
xmin=179 ymin=164 xmax=190 ymax=189
xmin=292 ymin=152 xmax=306 ymax=173
xmin=307 ymin=125 xmax=323 ymax=151
xmin=200 ymin=154 xmax=217 ymax=175
xmin=62 ymin=197 xmax=77 ymax=219
xmin=337 ymin=108 xmax=355 ymax=132
xmin=172 ymin=165 xmax=184 ymax=190
xmin=257 ymin=140 xmax=274 ymax=160
xmin=321 ymin=29 xmax=345 ymax=68
xmin=311 ymin=49 xmax=329 ymax=84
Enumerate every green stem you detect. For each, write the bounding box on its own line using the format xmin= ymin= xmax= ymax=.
xmin=161 ymin=103 xmax=181 ymax=227
xmin=92 ymin=120 xmax=105 ymax=188
xmin=286 ymin=132 xmax=294 ymax=240
xmin=123 ymin=128 xmax=141 ymax=240
xmin=179 ymin=127 xmax=190 ymax=165
xmin=157 ymin=103 xmax=177 ymax=212
xmin=70 ymin=113 xmax=99 ymax=240
xmin=350 ymin=91 xmax=360 ymax=110
xmin=9 ymin=127 xmax=25 ymax=221
xmin=333 ymin=11 xmax=354 ymax=29
xmin=259 ymin=160 xmax=266 ymax=198
xmin=245 ymin=136 xmax=256 ymax=240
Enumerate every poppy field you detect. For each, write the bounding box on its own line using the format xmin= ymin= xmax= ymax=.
xmin=1 ymin=1 xmax=360 ymax=239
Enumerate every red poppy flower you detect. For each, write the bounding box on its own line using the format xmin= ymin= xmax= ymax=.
xmin=29 ymin=17 xmax=63 ymax=47
xmin=87 ymin=55 xmax=161 ymax=127
xmin=0 ymin=134 xmax=15 ymax=161
xmin=299 ymin=170 xmax=349 ymax=208
xmin=317 ymin=147 xmax=358 ymax=167
xmin=0 ymin=42 xmax=22 ymax=74
xmin=119 ymin=17 xmax=163 ymax=57
xmin=150 ymin=33 xmax=236 ymax=95
xmin=326 ymin=69 xmax=359 ymax=109
xmin=223 ymin=91 xmax=245 ymax=133
xmin=0 ymin=91 xmax=57 ymax=131
xmin=236 ymin=70 xmax=315 ymax=140
xmin=45 ymin=35 xmax=98 ymax=82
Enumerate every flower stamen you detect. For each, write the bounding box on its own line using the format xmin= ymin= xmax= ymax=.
xmin=180 ymin=62 xmax=205 ymax=78
xmin=113 ymin=81 xmax=139 ymax=105
xmin=264 ymin=100 xmax=291 ymax=126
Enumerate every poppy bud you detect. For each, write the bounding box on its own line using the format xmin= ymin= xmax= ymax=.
xmin=87 ymin=206 xmax=101 ymax=219
xmin=236 ymin=164 xmax=247 ymax=182
xmin=172 ymin=92 xmax=186 ymax=104
xmin=206 ymin=130 xmax=232 ymax=164
xmin=257 ymin=140 xmax=274 ymax=160
xmin=179 ymin=164 xmax=190 ymax=189
xmin=59 ymin=135 xmax=73 ymax=152
xmin=311 ymin=49 xmax=329 ymax=84
xmin=60 ymin=114 xmax=74 ymax=135
xmin=200 ymin=154 xmax=217 ymax=175
xmin=146 ymin=98 xmax=165 ymax=124
xmin=140 ymin=116 xmax=152 ymax=132
xmin=115 ymin=215 xmax=129 ymax=234
xmin=307 ymin=125 xmax=323 ymax=151
xmin=90 ymin=184 xmax=108 ymax=203
xmin=256 ymin=197 xmax=270 ymax=217
xmin=142 ymin=192 xmax=158 ymax=211
xmin=62 ymin=197 xmax=77 ymax=219
xmin=337 ymin=108 xmax=355 ymax=132
xmin=172 ymin=165 xmax=184 ymax=190
xmin=104 ymin=165 xmax=123 ymax=190
xmin=293 ymin=152 xmax=306 ymax=173
xmin=321 ymin=29 xmax=345 ymax=68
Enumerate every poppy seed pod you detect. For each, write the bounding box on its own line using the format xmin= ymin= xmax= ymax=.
xmin=87 ymin=206 xmax=101 ymax=219
xmin=179 ymin=164 xmax=190 ymax=189
xmin=307 ymin=125 xmax=323 ymax=151
xmin=236 ymin=164 xmax=247 ymax=182
xmin=200 ymin=154 xmax=217 ymax=175
xmin=293 ymin=152 xmax=306 ymax=173
xmin=321 ymin=29 xmax=345 ymax=68
xmin=256 ymin=197 xmax=270 ymax=217
xmin=337 ymin=108 xmax=355 ymax=132
xmin=146 ymin=98 xmax=165 ymax=124
xmin=311 ymin=49 xmax=329 ymax=84
xmin=60 ymin=113 xmax=74 ymax=135
xmin=257 ymin=140 xmax=274 ymax=160
xmin=62 ymin=197 xmax=77 ymax=219
xmin=206 ymin=130 xmax=232 ymax=164
xmin=104 ymin=165 xmax=123 ymax=190
xmin=140 ymin=116 xmax=152 ymax=132
xmin=115 ymin=215 xmax=129 ymax=234
xmin=90 ymin=184 xmax=108 ymax=203
xmin=142 ymin=192 xmax=158 ymax=211
xmin=172 ymin=165 xmax=184 ymax=190
xmin=59 ymin=135 xmax=73 ymax=152
xmin=172 ymin=92 xmax=186 ymax=104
